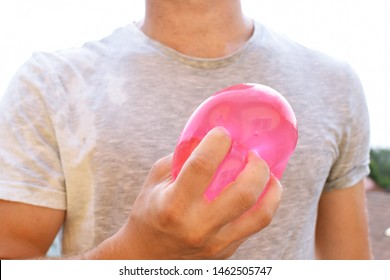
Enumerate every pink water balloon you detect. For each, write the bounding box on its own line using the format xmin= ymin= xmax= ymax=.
xmin=172 ymin=83 xmax=298 ymax=200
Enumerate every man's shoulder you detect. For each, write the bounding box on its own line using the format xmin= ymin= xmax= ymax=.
xmin=31 ymin=24 xmax=145 ymax=69
xmin=255 ymin=21 xmax=351 ymax=73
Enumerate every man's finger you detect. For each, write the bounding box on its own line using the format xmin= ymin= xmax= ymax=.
xmin=216 ymin=175 xmax=283 ymax=243
xmin=144 ymin=154 xmax=173 ymax=187
xmin=173 ymin=127 xmax=232 ymax=200
xmin=204 ymin=151 xmax=270 ymax=229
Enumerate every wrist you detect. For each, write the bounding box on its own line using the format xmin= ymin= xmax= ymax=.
xmin=80 ymin=228 xmax=134 ymax=260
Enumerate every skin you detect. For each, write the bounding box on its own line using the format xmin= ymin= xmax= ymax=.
xmin=315 ymin=181 xmax=372 ymax=259
xmin=0 ymin=0 xmax=372 ymax=259
xmin=0 ymin=128 xmax=281 ymax=259
xmin=84 ymin=128 xmax=281 ymax=259
xmin=140 ymin=0 xmax=254 ymax=58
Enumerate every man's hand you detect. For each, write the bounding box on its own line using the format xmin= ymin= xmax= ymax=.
xmin=87 ymin=127 xmax=282 ymax=259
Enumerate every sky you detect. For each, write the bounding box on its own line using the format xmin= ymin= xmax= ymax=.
xmin=1 ymin=0 xmax=389 ymax=148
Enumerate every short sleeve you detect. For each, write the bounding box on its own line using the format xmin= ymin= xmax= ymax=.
xmin=324 ymin=65 xmax=371 ymax=191
xmin=0 ymin=54 xmax=66 ymax=209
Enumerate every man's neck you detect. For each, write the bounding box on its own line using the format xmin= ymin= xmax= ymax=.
xmin=140 ymin=0 xmax=253 ymax=58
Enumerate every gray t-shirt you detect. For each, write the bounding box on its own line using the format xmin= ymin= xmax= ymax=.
xmin=0 ymin=21 xmax=370 ymax=259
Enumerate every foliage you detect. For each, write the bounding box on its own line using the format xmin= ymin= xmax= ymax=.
xmin=369 ymin=148 xmax=390 ymax=191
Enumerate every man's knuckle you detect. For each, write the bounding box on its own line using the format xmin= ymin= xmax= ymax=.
xmin=149 ymin=161 xmax=160 ymax=176
xmin=257 ymin=208 xmax=273 ymax=228
xmin=188 ymin=154 xmax=216 ymax=174
xmin=157 ymin=205 xmax=181 ymax=228
xmin=237 ymin=187 xmax=258 ymax=209
xmin=185 ymin=230 xmax=207 ymax=248
xmin=149 ymin=158 xmax=167 ymax=177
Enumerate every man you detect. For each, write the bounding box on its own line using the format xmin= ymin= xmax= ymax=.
xmin=0 ymin=0 xmax=371 ymax=259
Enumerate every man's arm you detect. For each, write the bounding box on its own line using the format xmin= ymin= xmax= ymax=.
xmin=0 ymin=128 xmax=282 ymax=259
xmin=0 ymin=200 xmax=65 ymax=259
xmin=315 ymin=180 xmax=372 ymax=259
